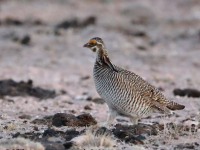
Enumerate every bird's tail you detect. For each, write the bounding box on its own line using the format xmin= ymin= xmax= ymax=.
xmin=166 ymin=101 xmax=185 ymax=110
xmin=151 ymin=101 xmax=171 ymax=114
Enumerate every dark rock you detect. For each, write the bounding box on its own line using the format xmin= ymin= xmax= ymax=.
xmin=157 ymin=87 xmax=165 ymax=91
xmin=81 ymin=16 xmax=96 ymax=27
xmin=33 ymin=126 xmax=39 ymax=131
xmin=23 ymin=120 xmax=28 ymax=124
xmin=69 ymin=110 xmax=76 ymax=114
xmin=3 ymin=18 xmax=23 ymax=26
xmin=80 ymin=75 xmax=90 ymax=80
xmin=129 ymin=31 xmax=147 ymax=37
xmin=31 ymin=19 xmax=44 ymax=25
xmin=12 ymin=128 xmax=81 ymax=150
xmin=0 ymin=79 xmax=56 ymax=99
xmin=60 ymin=89 xmax=67 ymax=95
xmin=20 ymin=35 xmax=31 ymax=45
xmin=31 ymin=115 xmax=53 ymax=125
xmin=175 ymin=143 xmax=198 ymax=150
xmin=84 ymin=105 xmax=92 ymax=110
xmin=18 ymin=114 xmax=32 ymax=120
xmin=56 ymin=19 xmax=78 ymax=29
xmin=43 ymin=128 xmax=65 ymax=137
xmin=52 ymin=113 xmax=78 ymax=127
xmin=160 ymin=122 xmax=197 ymax=135
xmin=52 ymin=113 xmax=97 ymax=127
xmin=43 ymin=128 xmax=82 ymax=141
xmin=55 ymin=16 xmax=96 ymax=30
xmin=87 ymin=97 xmax=105 ymax=104
xmin=137 ymin=45 xmax=147 ymax=51
xmin=63 ymin=142 xmax=73 ymax=149
xmin=65 ymin=130 xmax=82 ymax=141
xmin=85 ymin=96 xmax=92 ymax=101
xmin=76 ymin=113 xmax=97 ymax=126
xmin=12 ymin=132 xmax=21 ymax=138
xmin=12 ymin=131 xmax=41 ymax=140
xmin=43 ymin=128 xmax=82 ymax=140
xmin=0 ymin=17 xmax=44 ymax=26
xmin=173 ymin=88 xmax=200 ymax=98
xmin=112 ymin=123 xmax=159 ymax=144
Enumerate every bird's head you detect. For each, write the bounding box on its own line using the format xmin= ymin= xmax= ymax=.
xmin=83 ymin=37 xmax=105 ymax=52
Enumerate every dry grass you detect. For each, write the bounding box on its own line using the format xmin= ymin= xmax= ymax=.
xmin=145 ymin=114 xmax=200 ymax=149
xmin=0 ymin=138 xmax=45 ymax=150
xmin=69 ymin=128 xmax=117 ymax=150
xmin=69 ymin=127 xmax=147 ymax=150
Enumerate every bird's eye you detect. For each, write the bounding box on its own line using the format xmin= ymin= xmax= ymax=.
xmin=92 ymin=47 xmax=97 ymax=52
xmin=89 ymin=40 xmax=97 ymax=45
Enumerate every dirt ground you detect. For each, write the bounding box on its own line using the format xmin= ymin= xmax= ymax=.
xmin=0 ymin=0 xmax=200 ymax=150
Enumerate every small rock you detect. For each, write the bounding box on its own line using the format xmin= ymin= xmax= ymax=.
xmin=175 ymin=143 xmax=197 ymax=149
xmin=157 ymin=87 xmax=165 ymax=91
xmin=0 ymin=79 xmax=56 ymax=99
xmin=12 ymin=131 xmax=66 ymax=150
xmin=55 ymin=16 xmax=96 ymax=30
xmin=12 ymin=132 xmax=41 ymax=140
xmin=173 ymin=88 xmax=200 ymax=98
xmin=112 ymin=123 xmax=158 ymax=144
xmin=52 ymin=113 xmax=97 ymax=127
xmin=134 ymin=31 xmax=147 ymax=37
xmin=33 ymin=126 xmax=39 ymax=131
xmin=52 ymin=113 xmax=77 ymax=127
xmin=76 ymin=114 xmax=97 ymax=126
xmin=43 ymin=128 xmax=65 ymax=137
xmin=60 ymin=90 xmax=67 ymax=95
xmin=65 ymin=130 xmax=82 ymax=141
xmin=84 ymin=105 xmax=92 ymax=110
xmin=0 ymin=17 xmax=44 ymax=26
xmin=31 ymin=116 xmax=53 ymax=125
xmin=3 ymin=18 xmax=23 ymax=26
xmin=63 ymin=142 xmax=73 ymax=149
xmin=20 ymin=35 xmax=31 ymax=45
xmin=19 ymin=114 xmax=31 ymax=120
xmin=69 ymin=110 xmax=76 ymax=114
xmin=80 ymin=75 xmax=90 ymax=80
xmin=137 ymin=45 xmax=147 ymax=51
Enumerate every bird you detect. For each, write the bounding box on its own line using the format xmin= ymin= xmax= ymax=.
xmin=83 ymin=37 xmax=185 ymax=125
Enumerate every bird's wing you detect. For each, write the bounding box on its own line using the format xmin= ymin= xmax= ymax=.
xmin=141 ymin=83 xmax=185 ymax=112
xmin=141 ymin=88 xmax=171 ymax=113
xmin=118 ymin=68 xmax=185 ymax=111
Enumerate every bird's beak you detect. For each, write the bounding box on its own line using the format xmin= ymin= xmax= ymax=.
xmin=83 ymin=42 xmax=90 ymax=48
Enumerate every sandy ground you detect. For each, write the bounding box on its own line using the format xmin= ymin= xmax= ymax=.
xmin=0 ymin=0 xmax=200 ymax=149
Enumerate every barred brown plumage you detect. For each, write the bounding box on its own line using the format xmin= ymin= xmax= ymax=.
xmin=83 ymin=37 xmax=185 ymax=125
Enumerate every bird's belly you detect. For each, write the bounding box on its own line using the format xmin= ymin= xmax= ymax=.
xmin=94 ymin=71 xmax=150 ymax=117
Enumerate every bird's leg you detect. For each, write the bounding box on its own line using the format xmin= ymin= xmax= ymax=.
xmin=130 ymin=116 xmax=139 ymax=125
xmin=99 ymin=108 xmax=118 ymax=127
xmin=106 ymin=109 xmax=118 ymax=125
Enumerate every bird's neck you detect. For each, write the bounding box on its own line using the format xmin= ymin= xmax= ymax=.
xmin=96 ymin=48 xmax=108 ymax=64
xmin=95 ymin=48 xmax=118 ymax=72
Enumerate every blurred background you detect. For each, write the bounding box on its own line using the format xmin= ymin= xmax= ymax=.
xmin=0 ymin=0 xmax=200 ymax=107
